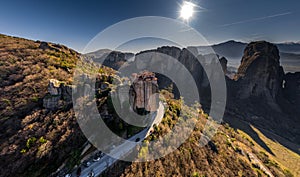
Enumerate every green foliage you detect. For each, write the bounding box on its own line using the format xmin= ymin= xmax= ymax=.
xmin=60 ymin=59 xmax=75 ymax=71
xmin=26 ymin=137 xmax=37 ymax=149
xmin=118 ymin=122 xmax=123 ymax=130
xmin=127 ymin=126 xmax=143 ymax=137
xmin=191 ymin=172 xmax=205 ymax=177
xmin=166 ymin=83 xmax=174 ymax=93
xmin=153 ymin=124 xmax=159 ymax=132
xmin=266 ymin=159 xmax=278 ymax=168
xmin=66 ymin=149 xmax=81 ymax=169
xmin=241 ymin=135 xmax=255 ymax=146
xmin=39 ymin=136 xmax=47 ymax=144
xmin=225 ymin=138 xmax=232 ymax=147
xmin=283 ymin=169 xmax=293 ymax=177
xmin=20 ymin=149 xmax=27 ymax=153
xmin=106 ymin=95 xmax=114 ymax=113
xmin=98 ymin=67 xmax=104 ymax=74
xmin=2 ymin=98 xmax=12 ymax=106
xmin=191 ymin=172 xmax=200 ymax=177
xmin=31 ymin=96 xmax=39 ymax=102
xmin=138 ymin=143 xmax=149 ymax=159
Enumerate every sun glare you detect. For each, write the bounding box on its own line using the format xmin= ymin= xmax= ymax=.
xmin=180 ymin=1 xmax=195 ymax=20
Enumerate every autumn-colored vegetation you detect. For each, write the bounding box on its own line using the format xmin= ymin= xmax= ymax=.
xmin=100 ymin=90 xmax=293 ymax=177
xmin=0 ymin=34 xmax=86 ymax=177
xmin=0 ymin=34 xmax=296 ymax=177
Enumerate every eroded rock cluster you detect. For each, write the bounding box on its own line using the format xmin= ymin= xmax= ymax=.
xmin=43 ymin=79 xmax=72 ymax=110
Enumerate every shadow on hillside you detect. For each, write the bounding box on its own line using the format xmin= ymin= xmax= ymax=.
xmin=255 ymin=125 xmax=300 ymax=155
xmin=223 ymin=115 xmax=275 ymax=155
xmin=224 ymin=112 xmax=300 ymax=156
xmin=0 ymin=101 xmax=41 ymax=141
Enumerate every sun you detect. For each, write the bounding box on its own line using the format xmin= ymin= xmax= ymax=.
xmin=180 ymin=1 xmax=195 ymax=20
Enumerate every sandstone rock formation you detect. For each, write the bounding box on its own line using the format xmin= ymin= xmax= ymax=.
xmin=235 ymin=41 xmax=284 ymax=107
xmin=222 ymin=41 xmax=300 ymax=144
xmin=129 ymin=72 xmax=159 ymax=113
xmin=43 ymin=79 xmax=72 ymax=110
xmin=136 ymin=46 xmax=211 ymax=103
xmin=87 ymin=42 xmax=299 ymax=143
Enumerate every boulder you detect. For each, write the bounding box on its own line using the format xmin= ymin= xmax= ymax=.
xmin=43 ymin=79 xmax=73 ymax=110
xmin=39 ymin=41 xmax=60 ymax=52
xmin=39 ymin=42 xmax=50 ymax=50
xmin=48 ymin=79 xmax=61 ymax=96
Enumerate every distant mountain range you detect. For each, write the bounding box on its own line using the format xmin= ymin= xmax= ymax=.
xmin=85 ymin=40 xmax=300 ymax=73
xmin=86 ymin=40 xmax=300 ymax=63
xmin=193 ymin=40 xmax=300 ymax=60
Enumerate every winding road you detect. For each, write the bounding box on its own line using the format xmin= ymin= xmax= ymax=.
xmin=71 ymin=102 xmax=164 ymax=177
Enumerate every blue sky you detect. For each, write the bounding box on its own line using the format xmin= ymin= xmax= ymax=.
xmin=0 ymin=0 xmax=299 ymax=52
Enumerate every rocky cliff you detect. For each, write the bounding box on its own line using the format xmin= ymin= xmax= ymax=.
xmin=283 ymin=72 xmax=300 ymax=106
xmin=235 ymin=41 xmax=285 ymax=107
xmin=136 ymin=46 xmax=213 ymax=106
xmin=223 ymin=41 xmax=300 ymax=145
xmin=86 ymin=50 xmax=134 ymax=70
xmin=132 ymin=42 xmax=300 ymax=144
xmin=129 ymin=71 xmax=159 ymax=113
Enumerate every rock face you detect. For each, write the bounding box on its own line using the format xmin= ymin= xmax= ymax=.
xmin=137 ymin=46 xmax=211 ymax=103
xmin=85 ymin=50 xmax=134 ymax=70
xmin=47 ymin=79 xmax=61 ymax=95
xmin=235 ymin=41 xmax=284 ymax=105
xmin=43 ymin=79 xmax=72 ymax=110
xmin=219 ymin=57 xmax=228 ymax=73
xmin=283 ymin=72 xmax=300 ymax=106
xmin=129 ymin=72 xmax=159 ymax=113
xmin=222 ymin=41 xmax=300 ymax=144
xmin=38 ymin=42 xmax=61 ymax=53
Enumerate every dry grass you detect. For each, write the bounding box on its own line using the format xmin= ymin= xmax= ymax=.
xmin=0 ymin=34 xmax=85 ymax=177
xmin=245 ymin=125 xmax=300 ymax=177
xmin=101 ymin=91 xmax=291 ymax=177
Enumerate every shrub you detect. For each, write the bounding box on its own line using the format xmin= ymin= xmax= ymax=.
xmin=39 ymin=136 xmax=47 ymax=144
xmin=191 ymin=172 xmax=200 ymax=177
xmin=2 ymin=98 xmax=12 ymax=106
xmin=138 ymin=143 xmax=149 ymax=159
xmin=31 ymin=96 xmax=39 ymax=102
xmin=66 ymin=150 xmax=81 ymax=169
xmin=283 ymin=169 xmax=293 ymax=177
xmin=26 ymin=137 xmax=37 ymax=149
